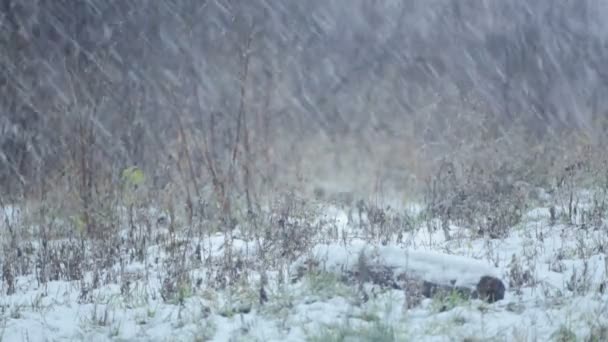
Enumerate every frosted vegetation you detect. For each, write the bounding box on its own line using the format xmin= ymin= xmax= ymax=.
xmin=1 ymin=1 xmax=607 ymax=341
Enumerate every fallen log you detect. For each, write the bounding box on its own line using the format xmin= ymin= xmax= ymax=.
xmin=291 ymin=242 xmax=506 ymax=303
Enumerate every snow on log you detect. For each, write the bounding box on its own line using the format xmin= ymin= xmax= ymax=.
xmin=291 ymin=242 xmax=506 ymax=302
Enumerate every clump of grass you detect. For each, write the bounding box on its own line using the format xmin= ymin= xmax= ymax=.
xmin=551 ymin=325 xmax=577 ymax=342
xmin=585 ymin=324 xmax=608 ymax=342
xmin=308 ymin=320 xmax=399 ymax=342
xmin=193 ymin=318 xmax=217 ymax=342
xmin=304 ymin=270 xmax=354 ymax=301
xmin=260 ymin=286 xmax=295 ymax=317
xmin=430 ymin=289 xmax=470 ymax=313
xmin=217 ymin=283 xmax=257 ymax=318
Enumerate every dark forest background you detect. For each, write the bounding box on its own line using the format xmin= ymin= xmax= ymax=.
xmin=2 ymin=0 xmax=608 ymax=207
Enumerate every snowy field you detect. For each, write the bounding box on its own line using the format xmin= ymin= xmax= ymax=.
xmin=0 ymin=199 xmax=607 ymax=342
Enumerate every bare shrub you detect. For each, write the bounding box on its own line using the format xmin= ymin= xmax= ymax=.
xmin=264 ymin=192 xmax=320 ymax=264
xmin=508 ymin=254 xmax=535 ymax=291
xmin=425 ymin=158 xmax=528 ymax=239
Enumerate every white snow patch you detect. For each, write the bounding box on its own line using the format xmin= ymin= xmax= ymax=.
xmin=293 ymin=241 xmax=501 ymax=288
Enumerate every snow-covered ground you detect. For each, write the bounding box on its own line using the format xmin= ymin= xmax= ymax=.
xmin=0 ymin=201 xmax=606 ymax=341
